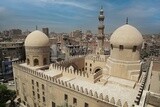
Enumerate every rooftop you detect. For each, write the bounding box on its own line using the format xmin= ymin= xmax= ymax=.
xmin=20 ymin=63 xmax=140 ymax=106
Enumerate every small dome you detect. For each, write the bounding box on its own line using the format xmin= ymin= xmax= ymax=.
xmin=110 ymin=24 xmax=143 ymax=48
xmin=25 ymin=30 xmax=49 ymax=47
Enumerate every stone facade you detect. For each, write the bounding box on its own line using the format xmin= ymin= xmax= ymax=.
xmin=25 ymin=47 xmax=50 ymax=66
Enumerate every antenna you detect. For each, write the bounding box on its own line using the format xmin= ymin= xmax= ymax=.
xmin=36 ymin=25 xmax=38 ymax=30
xmin=101 ymin=5 xmax=103 ymax=9
xmin=126 ymin=17 xmax=128 ymax=24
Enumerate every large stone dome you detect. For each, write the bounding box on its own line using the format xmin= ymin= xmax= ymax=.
xmin=110 ymin=24 xmax=143 ymax=48
xmin=25 ymin=30 xmax=49 ymax=47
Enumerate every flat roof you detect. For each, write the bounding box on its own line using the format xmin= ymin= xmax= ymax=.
xmin=64 ymin=77 xmax=138 ymax=106
xmin=20 ymin=63 xmax=139 ymax=106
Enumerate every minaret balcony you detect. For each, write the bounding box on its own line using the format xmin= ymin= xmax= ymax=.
xmin=99 ymin=15 xmax=105 ymax=20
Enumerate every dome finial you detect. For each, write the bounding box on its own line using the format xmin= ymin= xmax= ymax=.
xmin=101 ymin=5 xmax=103 ymax=9
xmin=36 ymin=25 xmax=38 ymax=30
xmin=126 ymin=17 xmax=128 ymax=24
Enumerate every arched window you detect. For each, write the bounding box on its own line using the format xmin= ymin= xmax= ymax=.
xmin=27 ymin=58 xmax=30 ymax=65
xmin=133 ymin=46 xmax=137 ymax=52
xmin=34 ymin=59 xmax=39 ymax=66
xmin=43 ymin=58 xmax=47 ymax=65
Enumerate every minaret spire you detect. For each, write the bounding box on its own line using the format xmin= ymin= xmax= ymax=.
xmin=101 ymin=5 xmax=103 ymax=9
xmin=126 ymin=17 xmax=128 ymax=24
xmin=96 ymin=6 xmax=105 ymax=55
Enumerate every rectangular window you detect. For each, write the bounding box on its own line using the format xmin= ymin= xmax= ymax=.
xmin=23 ymin=101 xmax=26 ymax=105
xmin=111 ymin=44 xmax=113 ymax=49
xmin=52 ymin=102 xmax=55 ymax=107
xmin=32 ymin=86 xmax=34 ymax=90
xmin=85 ymin=63 xmax=87 ymax=66
xmin=82 ymin=68 xmax=84 ymax=71
xmin=119 ymin=45 xmax=124 ymax=50
xmin=90 ymin=64 xmax=92 ymax=67
xmin=32 ymin=80 xmax=34 ymax=84
xmin=73 ymin=98 xmax=77 ymax=105
xmin=37 ymin=88 xmax=39 ymax=92
xmin=90 ymin=68 xmax=92 ymax=72
xmin=43 ymin=97 xmax=45 ymax=102
xmin=133 ymin=46 xmax=137 ymax=52
xmin=42 ymin=91 xmax=45 ymax=95
xmin=42 ymin=84 xmax=45 ymax=90
xmin=37 ymin=94 xmax=40 ymax=99
xmin=36 ymin=82 xmax=39 ymax=87
xmin=84 ymin=103 xmax=89 ymax=107
xmin=34 ymin=103 xmax=36 ymax=107
xmin=64 ymin=94 xmax=68 ymax=101
xmin=32 ymin=91 xmax=35 ymax=96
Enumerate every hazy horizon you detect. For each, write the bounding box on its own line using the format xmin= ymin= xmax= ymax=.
xmin=0 ymin=0 xmax=160 ymax=34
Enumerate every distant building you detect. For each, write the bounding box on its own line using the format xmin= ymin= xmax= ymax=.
xmin=9 ymin=29 xmax=22 ymax=36
xmin=2 ymin=58 xmax=13 ymax=80
xmin=3 ymin=30 xmax=10 ymax=37
xmin=70 ymin=30 xmax=83 ymax=39
xmin=0 ymin=41 xmax=25 ymax=80
xmin=42 ymin=28 xmax=49 ymax=36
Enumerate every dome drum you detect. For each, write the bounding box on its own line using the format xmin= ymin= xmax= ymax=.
xmin=24 ymin=30 xmax=50 ymax=67
xmin=110 ymin=43 xmax=142 ymax=49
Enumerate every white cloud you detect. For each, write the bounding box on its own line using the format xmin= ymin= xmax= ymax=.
xmin=52 ymin=1 xmax=94 ymax=11
xmin=119 ymin=5 xmax=158 ymax=18
xmin=15 ymin=0 xmax=94 ymax=11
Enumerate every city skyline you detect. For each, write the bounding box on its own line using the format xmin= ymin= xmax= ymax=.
xmin=0 ymin=0 xmax=160 ymax=34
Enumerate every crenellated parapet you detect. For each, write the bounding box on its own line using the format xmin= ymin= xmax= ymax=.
xmin=13 ymin=62 xmax=131 ymax=106
xmin=49 ymin=63 xmax=91 ymax=82
xmin=134 ymin=61 xmax=152 ymax=106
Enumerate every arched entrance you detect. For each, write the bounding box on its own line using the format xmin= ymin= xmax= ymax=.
xmin=34 ymin=59 xmax=39 ymax=66
xmin=66 ymin=63 xmax=78 ymax=71
xmin=93 ymin=67 xmax=102 ymax=74
xmin=95 ymin=68 xmax=101 ymax=73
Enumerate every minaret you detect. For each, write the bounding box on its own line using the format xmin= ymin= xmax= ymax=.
xmin=96 ymin=6 xmax=105 ymax=55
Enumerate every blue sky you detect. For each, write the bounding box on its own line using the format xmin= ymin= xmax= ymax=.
xmin=0 ymin=0 xmax=159 ymax=34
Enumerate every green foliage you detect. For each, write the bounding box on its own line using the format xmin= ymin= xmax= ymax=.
xmin=0 ymin=84 xmax=16 ymax=106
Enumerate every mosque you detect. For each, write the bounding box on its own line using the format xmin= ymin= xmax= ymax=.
xmin=13 ymin=7 xmax=159 ymax=107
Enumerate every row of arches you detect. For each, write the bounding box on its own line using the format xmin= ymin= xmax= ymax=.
xmin=26 ymin=58 xmax=47 ymax=66
xmin=67 ymin=63 xmax=102 ymax=74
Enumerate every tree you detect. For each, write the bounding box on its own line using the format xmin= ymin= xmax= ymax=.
xmin=0 ymin=84 xmax=16 ymax=107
